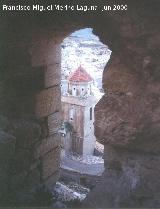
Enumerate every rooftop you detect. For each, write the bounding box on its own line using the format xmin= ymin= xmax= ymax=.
xmin=68 ymin=66 xmax=93 ymax=82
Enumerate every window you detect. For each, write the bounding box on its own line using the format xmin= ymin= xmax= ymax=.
xmin=69 ymin=108 xmax=74 ymax=121
xmin=81 ymin=88 xmax=84 ymax=95
xmin=90 ymin=107 xmax=92 ymax=120
xmin=72 ymin=87 xmax=77 ymax=96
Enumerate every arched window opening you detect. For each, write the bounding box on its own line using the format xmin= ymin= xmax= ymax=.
xmin=69 ymin=108 xmax=74 ymax=121
xmin=59 ymin=28 xmax=112 ymax=201
xmin=90 ymin=107 xmax=92 ymax=120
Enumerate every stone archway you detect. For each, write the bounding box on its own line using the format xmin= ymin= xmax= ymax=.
xmin=0 ymin=0 xmax=160 ymax=207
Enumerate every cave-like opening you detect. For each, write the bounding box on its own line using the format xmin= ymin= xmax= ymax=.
xmin=55 ymin=28 xmax=112 ymax=203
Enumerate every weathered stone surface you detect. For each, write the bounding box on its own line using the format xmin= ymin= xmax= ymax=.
xmin=45 ymin=64 xmax=61 ymax=88
xmin=10 ymin=171 xmax=28 ymax=191
xmin=0 ymin=131 xmax=16 ymax=162
xmin=24 ymin=168 xmax=41 ymax=191
xmin=41 ymin=148 xmax=60 ymax=180
xmin=48 ymin=112 xmax=61 ymax=135
xmin=31 ymin=42 xmax=61 ymax=67
xmin=0 ymin=115 xmax=9 ymax=131
xmin=44 ymin=171 xmax=60 ymax=189
xmin=0 ymin=131 xmax=16 ymax=199
xmin=14 ymin=148 xmax=33 ymax=173
xmin=35 ymin=86 xmax=61 ymax=118
xmin=1 ymin=0 xmax=160 ymax=207
xmin=84 ymin=146 xmax=160 ymax=208
xmin=0 ymin=83 xmax=5 ymax=111
xmin=52 ymin=201 xmax=67 ymax=209
xmin=85 ymin=18 xmax=160 ymax=208
xmin=34 ymin=134 xmax=60 ymax=159
xmin=10 ymin=120 xmax=41 ymax=148
xmin=95 ymin=55 xmax=160 ymax=153
xmin=30 ymin=159 xmax=41 ymax=171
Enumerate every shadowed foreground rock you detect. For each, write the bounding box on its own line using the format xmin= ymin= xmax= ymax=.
xmin=0 ymin=0 xmax=160 ymax=207
xmin=84 ymin=41 xmax=160 ymax=208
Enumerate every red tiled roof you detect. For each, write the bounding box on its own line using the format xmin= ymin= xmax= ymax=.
xmin=68 ymin=66 xmax=93 ymax=82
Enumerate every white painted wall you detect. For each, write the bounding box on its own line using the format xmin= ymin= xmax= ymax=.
xmin=83 ymin=102 xmax=96 ymax=156
xmin=69 ymin=81 xmax=93 ymax=97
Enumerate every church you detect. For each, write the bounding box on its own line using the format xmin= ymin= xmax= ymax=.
xmin=60 ymin=66 xmax=98 ymax=156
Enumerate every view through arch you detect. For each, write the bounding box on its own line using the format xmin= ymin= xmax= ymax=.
xmin=55 ymin=28 xmax=112 ymax=203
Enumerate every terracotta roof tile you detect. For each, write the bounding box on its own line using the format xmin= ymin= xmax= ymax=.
xmin=68 ymin=66 xmax=93 ymax=82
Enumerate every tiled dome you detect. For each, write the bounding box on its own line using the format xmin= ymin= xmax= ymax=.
xmin=68 ymin=66 xmax=93 ymax=82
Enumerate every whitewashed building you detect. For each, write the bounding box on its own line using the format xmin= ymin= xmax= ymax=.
xmin=60 ymin=66 xmax=98 ymax=156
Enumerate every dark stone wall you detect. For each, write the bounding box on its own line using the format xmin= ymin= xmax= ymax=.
xmin=0 ymin=18 xmax=63 ymax=206
xmin=0 ymin=0 xmax=160 ymax=207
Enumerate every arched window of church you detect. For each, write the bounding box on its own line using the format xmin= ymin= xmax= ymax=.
xmin=90 ymin=107 xmax=92 ymax=120
xmin=81 ymin=88 xmax=84 ymax=95
xmin=69 ymin=108 xmax=74 ymax=121
xmin=72 ymin=87 xmax=76 ymax=96
xmin=90 ymin=85 xmax=92 ymax=95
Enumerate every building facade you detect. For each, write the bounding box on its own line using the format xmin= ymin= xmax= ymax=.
xmin=60 ymin=66 xmax=98 ymax=156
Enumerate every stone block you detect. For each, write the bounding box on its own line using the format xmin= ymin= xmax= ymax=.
xmin=45 ymin=64 xmax=60 ymax=88
xmin=11 ymin=120 xmax=41 ymax=148
xmin=6 ymin=72 xmax=35 ymax=97
xmin=31 ymin=41 xmax=61 ymax=67
xmin=3 ymin=47 xmax=30 ymax=73
xmin=14 ymin=148 xmax=32 ymax=173
xmin=0 ymin=115 xmax=9 ymax=131
xmin=44 ymin=171 xmax=60 ymax=189
xmin=35 ymin=86 xmax=61 ymax=118
xmin=10 ymin=171 xmax=28 ymax=191
xmin=11 ymin=168 xmax=41 ymax=194
xmin=38 ymin=118 xmax=49 ymax=138
xmin=41 ymin=147 xmax=60 ymax=180
xmin=48 ymin=112 xmax=61 ymax=135
xmin=0 ymin=178 xmax=8 ymax=200
xmin=34 ymin=134 xmax=60 ymax=159
xmin=0 ymin=82 xmax=5 ymax=111
xmin=0 ymin=131 xmax=16 ymax=198
xmin=31 ymin=66 xmax=45 ymax=92
xmin=30 ymin=159 xmax=41 ymax=171
xmin=0 ymin=131 xmax=16 ymax=162
xmin=24 ymin=168 xmax=41 ymax=191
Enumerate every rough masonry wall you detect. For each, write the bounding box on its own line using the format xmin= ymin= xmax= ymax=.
xmin=31 ymin=39 xmax=62 ymax=188
xmin=0 ymin=36 xmax=62 ymax=204
xmin=85 ymin=55 xmax=160 ymax=208
xmin=84 ymin=1 xmax=160 ymax=208
xmin=0 ymin=0 xmax=160 ymax=207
